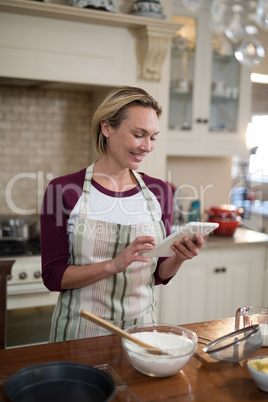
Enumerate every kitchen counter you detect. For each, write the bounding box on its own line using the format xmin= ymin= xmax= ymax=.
xmin=203 ymin=227 xmax=268 ymax=250
xmin=1 ymin=229 xmax=267 ymax=261
xmin=0 ymin=317 xmax=268 ymax=401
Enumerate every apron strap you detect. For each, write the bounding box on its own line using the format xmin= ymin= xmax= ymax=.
xmin=80 ymin=162 xmax=95 ymax=218
xmin=79 ymin=163 xmax=159 ymax=222
xmin=131 ymin=170 xmax=159 ymax=222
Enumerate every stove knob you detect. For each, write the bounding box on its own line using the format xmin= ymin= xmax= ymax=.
xmin=19 ymin=272 xmax=27 ymax=280
xmin=7 ymin=274 xmax=12 ymax=281
xmin=34 ymin=271 xmax=41 ymax=279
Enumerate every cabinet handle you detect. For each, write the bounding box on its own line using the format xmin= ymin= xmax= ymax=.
xmin=196 ymin=118 xmax=209 ymax=124
xmin=214 ymin=267 xmax=227 ymax=273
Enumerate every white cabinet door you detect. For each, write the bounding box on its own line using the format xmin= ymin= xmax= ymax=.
xmin=263 ymin=248 xmax=268 ymax=307
xmin=167 ymin=1 xmax=251 ymax=157
xmin=156 ymin=245 xmax=266 ymax=325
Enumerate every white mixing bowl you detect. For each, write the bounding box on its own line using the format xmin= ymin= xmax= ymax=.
xmin=122 ymin=324 xmax=197 ymax=377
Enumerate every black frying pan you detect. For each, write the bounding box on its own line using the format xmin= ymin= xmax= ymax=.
xmin=3 ymin=361 xmax=116 ymax=402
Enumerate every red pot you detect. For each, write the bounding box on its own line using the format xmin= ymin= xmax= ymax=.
xmin=206 ymin=204 xmax=243 ymax=220
xmin=207 ymin=204 xmax=243 ymax=236
xmin=208 ymin=218 xmax=242 ymax=236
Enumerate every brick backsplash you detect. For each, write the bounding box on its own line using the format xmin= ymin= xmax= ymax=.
xmin=0 ymin=86 xmax=92 ymax=217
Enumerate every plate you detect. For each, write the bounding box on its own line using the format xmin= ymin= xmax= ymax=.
xmin=130 ymin=11 xmax=165 ymax=19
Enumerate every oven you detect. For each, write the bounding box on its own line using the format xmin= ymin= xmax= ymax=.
xmin=6 ymin=255 xmax=58 ymax=310
xmin=0 ymin=229 xmax=58 ymax=347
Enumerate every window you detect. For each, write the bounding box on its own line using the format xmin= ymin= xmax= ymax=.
xmin=247 ymin=115 xmax=268 ymax=182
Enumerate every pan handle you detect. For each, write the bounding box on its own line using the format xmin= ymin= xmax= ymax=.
xmin=197 ymin=336 xmax=212 ymax=346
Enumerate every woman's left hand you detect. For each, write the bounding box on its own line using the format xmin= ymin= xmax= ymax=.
xmin=170 ymin=234 xmax=204 ymax=262
xmin=157 ymin=234 xmax=206 ymax=283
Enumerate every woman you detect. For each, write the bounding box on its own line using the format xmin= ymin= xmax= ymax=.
xmin=41 ymin=86 xmax=204 ymax=342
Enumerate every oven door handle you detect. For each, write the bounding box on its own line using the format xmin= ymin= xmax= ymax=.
xmin=8 ymin=288 xmax=50 ymax=296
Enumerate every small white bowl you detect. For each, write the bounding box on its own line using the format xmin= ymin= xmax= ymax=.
xmin=122 ymin=324 xmax=197 ymax=377
xmin=248 ymin=356 xmax=268 ymax=392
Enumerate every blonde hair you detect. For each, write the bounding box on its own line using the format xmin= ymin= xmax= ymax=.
xmin=92 ymin=86 xmax=162 ymax=156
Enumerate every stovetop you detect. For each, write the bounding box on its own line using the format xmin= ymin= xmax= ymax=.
xmin=0 ymin=238 xmax=40 ymax=257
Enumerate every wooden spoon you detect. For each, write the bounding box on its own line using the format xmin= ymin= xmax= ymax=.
xmin=79 ymin=309 xmax=168 ymax=356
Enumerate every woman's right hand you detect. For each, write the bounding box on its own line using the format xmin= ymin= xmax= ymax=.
xmin=61 ymin=236 xmax=156 ymax=290
xmin=111 ymin=236 xmax=156 ymax=273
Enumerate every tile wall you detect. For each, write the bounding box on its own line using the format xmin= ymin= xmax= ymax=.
xmin=0 ymin=86 xmax=92 ymax=216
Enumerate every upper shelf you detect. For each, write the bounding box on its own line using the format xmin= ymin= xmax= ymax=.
xmin=0 ymin=0 xmax=181 ymax=33
xmin=0 ymin=0 xmax=183 ymax=81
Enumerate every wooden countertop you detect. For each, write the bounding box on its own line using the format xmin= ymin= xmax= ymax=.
xmin=0 ymin=318 xmax=268 ymax=401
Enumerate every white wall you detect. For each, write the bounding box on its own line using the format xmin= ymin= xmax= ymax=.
xmin=167 ymin=156 xmax=233 ymax=218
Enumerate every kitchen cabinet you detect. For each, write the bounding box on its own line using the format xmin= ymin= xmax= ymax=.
xmin=156 ymin=241 xmax=267 ymax=325
xmin=167 ymin=1 xmax=252 ymax=157
xmin=264 ymin=248 xmax=268 ymax=307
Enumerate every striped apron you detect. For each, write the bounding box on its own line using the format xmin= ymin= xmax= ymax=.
xmin=49 ymin=163 xmax=165 ymax=341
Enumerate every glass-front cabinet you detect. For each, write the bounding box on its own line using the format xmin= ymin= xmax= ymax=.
xmin=209 ymin=52 xmax=240 ymax=132
xmin=167 ymin=3 xmax=252 ymax=157
xmin=169 ymin=15 xmax=196 ymax=132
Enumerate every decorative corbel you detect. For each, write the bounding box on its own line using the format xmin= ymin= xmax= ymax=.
xmin=136 ymin=25 xmax=178 ymax=81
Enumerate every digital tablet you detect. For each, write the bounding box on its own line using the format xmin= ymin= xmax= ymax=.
xmin=143 ymin=222 xmax=219 ymax=258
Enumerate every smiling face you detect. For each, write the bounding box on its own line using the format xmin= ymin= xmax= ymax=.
xmin=101 ymin=105 xmax=159 ymax=171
